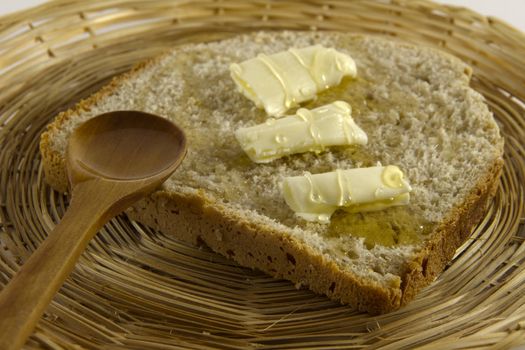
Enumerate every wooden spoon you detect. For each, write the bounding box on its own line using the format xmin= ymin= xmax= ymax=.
xmin=0 ymin=111 xmax=187 ymax=350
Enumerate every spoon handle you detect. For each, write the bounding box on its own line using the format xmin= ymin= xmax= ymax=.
xmin=0 ymin=181 xmax=116 ymax=350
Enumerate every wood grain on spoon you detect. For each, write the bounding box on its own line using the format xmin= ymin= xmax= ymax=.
xmin=0 ymin=111 xmax=187 ymax=350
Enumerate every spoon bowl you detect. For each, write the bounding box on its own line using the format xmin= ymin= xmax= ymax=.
xmin=0 ymin=111 xmax=187 ymax=350
xmin=69 ymin=111 xmax=186 ymax=181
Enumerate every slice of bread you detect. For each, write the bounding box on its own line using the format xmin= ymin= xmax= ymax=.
xmin=40 ymin=31 xmax=504 ymax=314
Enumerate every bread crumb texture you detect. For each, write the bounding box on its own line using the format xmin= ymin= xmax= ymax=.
xmin=42 ymin=31 xmax=503 ymax=311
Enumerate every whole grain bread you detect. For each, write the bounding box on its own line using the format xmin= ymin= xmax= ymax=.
xmin=40 ymin=31 xmax=504 ymax=314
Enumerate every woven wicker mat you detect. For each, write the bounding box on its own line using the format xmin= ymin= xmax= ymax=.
xmin=1 ymin=0 xmax=524 ymax=349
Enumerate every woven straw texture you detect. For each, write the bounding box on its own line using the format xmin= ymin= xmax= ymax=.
xmin=1 ymin=0 xmax=524 ymax=349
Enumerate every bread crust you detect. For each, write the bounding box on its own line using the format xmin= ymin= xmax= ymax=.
xmin=126 ymin=190 xmax=404 ymax=314
xmin=400 ymin=158 xmax=503 ymax=306
xmin=129 ymin=157 xmax=503 ymax=314
xmin=39 ymin=36 xmax=504 ymax=314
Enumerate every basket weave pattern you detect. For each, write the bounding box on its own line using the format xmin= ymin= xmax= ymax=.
xmin=1 ymin=0 xmax=524 ymax=348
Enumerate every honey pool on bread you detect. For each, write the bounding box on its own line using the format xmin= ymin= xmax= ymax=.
xmin=283 ymin=78 xmax=433 ymax=249
xmin=231 ymin=44 xmax=429 ymax=248
xmin=227 ymin=73 xmax=435 ymax=250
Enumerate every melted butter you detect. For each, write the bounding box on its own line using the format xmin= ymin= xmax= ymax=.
xmin=257 ymin=53 xmax=294 ymax=109
xmin=235 ymin=101 xmax=367 ymax=163
xmin=382 ymin=165 xmax=406 ymax=189
xmin=336 ymin=169 xmax=347 ymax=206
xmin=290 ymin=48 xmax=320 ymax=97
xmin=335 ymin=101 xmax=356 ymax=144
xmin=283 ymin=166 xmax=411 ymax=223
xmin=296 ymin=108 xmax=323 ymax=150
xmin=328 ymin=206 xmax=433 ymax=249
xmin=230 ymin=46 xmax=357 ymax=116
xmin=311 ymin=49 xmax=329 ymax=89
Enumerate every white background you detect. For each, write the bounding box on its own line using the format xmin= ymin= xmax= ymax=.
xmin=0 ymin=0 xmax=524 ymax=33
